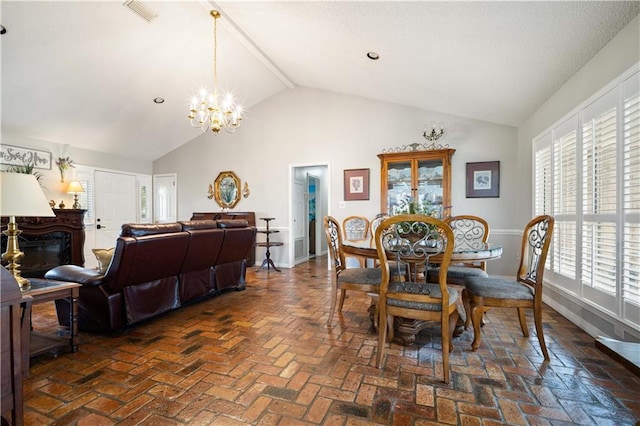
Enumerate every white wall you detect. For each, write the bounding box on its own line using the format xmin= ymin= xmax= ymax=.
xmin=516 ymin=15 xmax=640 ymax=341
xmin=1 ymin=132 xmax=152 ymax=202
xmin=516 ymin=15 xmax=640 ymax=225
xmin=1 ymin=132 xmax=153 ymax=268
xmin=153 ymin=87 xmax=518 ymax=273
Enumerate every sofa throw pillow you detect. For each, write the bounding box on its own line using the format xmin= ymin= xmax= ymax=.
xmin=92 ymin=247 xmax=115 ymax=273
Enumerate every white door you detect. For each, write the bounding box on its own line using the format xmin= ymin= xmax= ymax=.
xmin=94 ymin=170 xmax=137 ymax=249
xmin=153 ymin=174 xmax=177 ymax=223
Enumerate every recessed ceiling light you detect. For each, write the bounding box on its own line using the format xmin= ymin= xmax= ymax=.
xmin=367 ymin=52 xmax=379 ymax=60
xmin=153 ymin=97 xmax=165 ymax=104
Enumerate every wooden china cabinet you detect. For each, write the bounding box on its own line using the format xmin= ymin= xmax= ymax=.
xmin=378 ymin=148 xmax=456 ymax=218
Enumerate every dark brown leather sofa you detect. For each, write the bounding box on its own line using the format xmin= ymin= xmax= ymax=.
xmin=45 ymin=219 xmax=256 ymax=332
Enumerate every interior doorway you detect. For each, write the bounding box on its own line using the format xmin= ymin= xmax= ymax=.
xmin=290 ymin=164 xmax=329 ymax=266
xmin=307 ymin=174 xmax=319 ymax=257
xmin=153 ymin=173 xmax=177 ymax=223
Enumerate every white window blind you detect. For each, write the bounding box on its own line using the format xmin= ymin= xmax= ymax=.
xmin=581 ymin=90 xmax=617 ymax=294
xmin=623 ymin=73 xmax=640 ymax=309
xmin=534 ymin=134 xmax=552 ymax=216
xmin=77 ymin=178 xmax=94 ymax=225
xmin=532 ymin=64 xmax=640 ymax=332
xmin=552 ymin=117 xmax=578 ymax=280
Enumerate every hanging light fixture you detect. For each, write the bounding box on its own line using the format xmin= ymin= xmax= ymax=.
xmin=188 ymin=10 xmax=243 ymax=134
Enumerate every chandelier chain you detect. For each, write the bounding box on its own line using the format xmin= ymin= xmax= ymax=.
xmin=188 ymin=10 xmax=243 ymax=134
xmin=212 ymin=10 xmax=218 ymax=91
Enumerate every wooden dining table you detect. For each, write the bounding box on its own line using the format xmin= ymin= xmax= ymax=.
xmin=341 ymin=240 xmax=503 ymax=265
xmin=341 ymin=240 xmax=503 ymax=345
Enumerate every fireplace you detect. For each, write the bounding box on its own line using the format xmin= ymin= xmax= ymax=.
xmin=1 ymin=209 xmax=85 ymax=278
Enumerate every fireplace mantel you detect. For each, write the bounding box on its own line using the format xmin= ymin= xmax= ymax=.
xmin=1 ymin=209 xmax=86 ymax=277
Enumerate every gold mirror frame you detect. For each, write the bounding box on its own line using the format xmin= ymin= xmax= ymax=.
xmin=213 ymin=171 xmax=241 ymax=209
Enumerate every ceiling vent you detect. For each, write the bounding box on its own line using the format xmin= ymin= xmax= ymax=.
xmin=123 ymin=0 xmax=157 ymax=23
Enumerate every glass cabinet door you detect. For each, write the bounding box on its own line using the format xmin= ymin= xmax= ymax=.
xmin=386 ymin=160 xmax=412 ymax=214
xmin=416 ymin=158 xmax=445 ymax=216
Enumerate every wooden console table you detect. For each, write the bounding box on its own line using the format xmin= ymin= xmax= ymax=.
xmin=256 ymin=218 xmax=283 ymax=273
xmin=1 ymin=268 xmax=28 ymax=425
xmin=21 ymin=278 xmax=80 ymax=377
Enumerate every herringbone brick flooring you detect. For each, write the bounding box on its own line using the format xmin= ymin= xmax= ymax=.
xmin=22 ymin=257 xmax=640 ymax=425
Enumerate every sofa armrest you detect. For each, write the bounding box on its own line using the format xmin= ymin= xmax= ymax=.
xmin=45 ymin=265 xmax=105 ymax=287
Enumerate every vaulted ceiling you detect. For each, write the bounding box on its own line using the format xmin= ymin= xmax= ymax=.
xmin=2 ymin=1 xmax=638 ymax=161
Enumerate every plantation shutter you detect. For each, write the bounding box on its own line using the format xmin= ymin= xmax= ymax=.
xmin=623 ymin=71 xmax=640 ymax=315
xmin=552 ymin=116 xmax=578 ymax=280
xmin=533 ymin=64 xmax=640 ymax=331
xmin=581 ymin=88 xmax=617 ymax=294
xmin=534 ymin=133 xmax=552 ymax=216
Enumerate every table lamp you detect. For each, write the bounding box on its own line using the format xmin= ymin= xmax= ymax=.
xmin=66 ymin=180 xmax=85 ymax=209
xmin=1 ymin=172 xmax=55 ymax=291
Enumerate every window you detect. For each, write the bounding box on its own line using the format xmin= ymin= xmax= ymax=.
xmin=72 ymin=165 xmax=94 ymax=226
xmin=533 ymin=66 xmax=639 ymax=331
xmin=76 ymin=178 xmax=94 ymax=225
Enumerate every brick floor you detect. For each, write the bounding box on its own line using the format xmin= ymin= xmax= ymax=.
xmin=20 ymin=257 xmax=640 ymax=425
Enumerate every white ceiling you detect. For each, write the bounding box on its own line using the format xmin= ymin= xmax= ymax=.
xmin=2 ymin=1 xmax=639 ymax=162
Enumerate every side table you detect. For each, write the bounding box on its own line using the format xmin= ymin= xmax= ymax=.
xmin=21 ymin=278 xmax=81 ymax=377
xmin=256 ymin=217 xmax=283 ymax=272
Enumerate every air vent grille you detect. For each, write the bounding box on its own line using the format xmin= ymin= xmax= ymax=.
xmin=123 ymin=0 xmax=157 ymax=23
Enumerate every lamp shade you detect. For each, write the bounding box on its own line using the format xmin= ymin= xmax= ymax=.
xmin=66 ymin=181 xmax=85 ymax=194
xmin=0 ymin=173 xmax=55 ymax=217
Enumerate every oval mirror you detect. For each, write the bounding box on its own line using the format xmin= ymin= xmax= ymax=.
xmin=213 ymin=171 xmax=241 ymax=209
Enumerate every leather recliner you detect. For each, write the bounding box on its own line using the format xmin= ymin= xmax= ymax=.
xmin=45 ymin=220 xmax=256 ymax=332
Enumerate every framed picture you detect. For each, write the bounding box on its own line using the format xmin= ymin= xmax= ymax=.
xmin=0 ymin=145 xmax=52 ymax=170
xmin=344 ymin=168 xmax=369 ymax=201
xmin=466 ymin=161 xmax=500 ymax=198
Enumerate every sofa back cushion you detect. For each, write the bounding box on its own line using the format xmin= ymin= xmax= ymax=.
xmin=216 ymin=227 xmax=257 ymax=264
xmin=180 ymin=228 xmax=225 ymax=273
xmin=103 ymin=231 xmax=189 ymax=293
xmin=120 ymin=223 xmax=182 ymax=237
xmin=180 ymin=220 xmax=218 ymax=231
xmin=127 ymin=232 xmax=190 ymax=284
xmin=217 ymin=219 xmax=248 ymax=229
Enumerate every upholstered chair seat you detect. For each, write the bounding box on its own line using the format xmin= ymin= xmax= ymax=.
xmin=386 ymin=283 xmax=459 ymax=311
xmin=337 ymin=268 xmax=382 ymax=286
xmin=465 ymin=277 xmax=534 ymax=300
xmin=427 ymin=266 xmax=488 ymax=286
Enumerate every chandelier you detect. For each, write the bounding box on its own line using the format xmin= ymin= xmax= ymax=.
xmin=188 ymin=10 xmax=243 ymax=134
xmin=423 ymin=122 xmax=444 ymax=141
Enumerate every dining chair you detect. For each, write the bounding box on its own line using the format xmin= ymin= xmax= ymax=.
xmin=374 ymin=214 xmax=458 ymax=384
xmin=324 ymin=216 xmax=382 ymax=326
xmin=465 ymin=215 xmax=554 ymax=359
xmin=367 ymin=214 xmax=390 ymax=267
xmin=369 ymin=214 xmax=389 ymax=248
xmin=342 ymin=215 xmax=370 ymax=267
xmin=427 ymin=215 xmax=490 ymax=328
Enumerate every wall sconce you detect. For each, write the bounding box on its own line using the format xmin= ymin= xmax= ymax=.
xmin=423 ymin=122 xmax=444 ymax=141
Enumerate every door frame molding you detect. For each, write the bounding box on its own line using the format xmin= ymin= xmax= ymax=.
xmin=288 ymin=162 xmax=331 ymax=268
